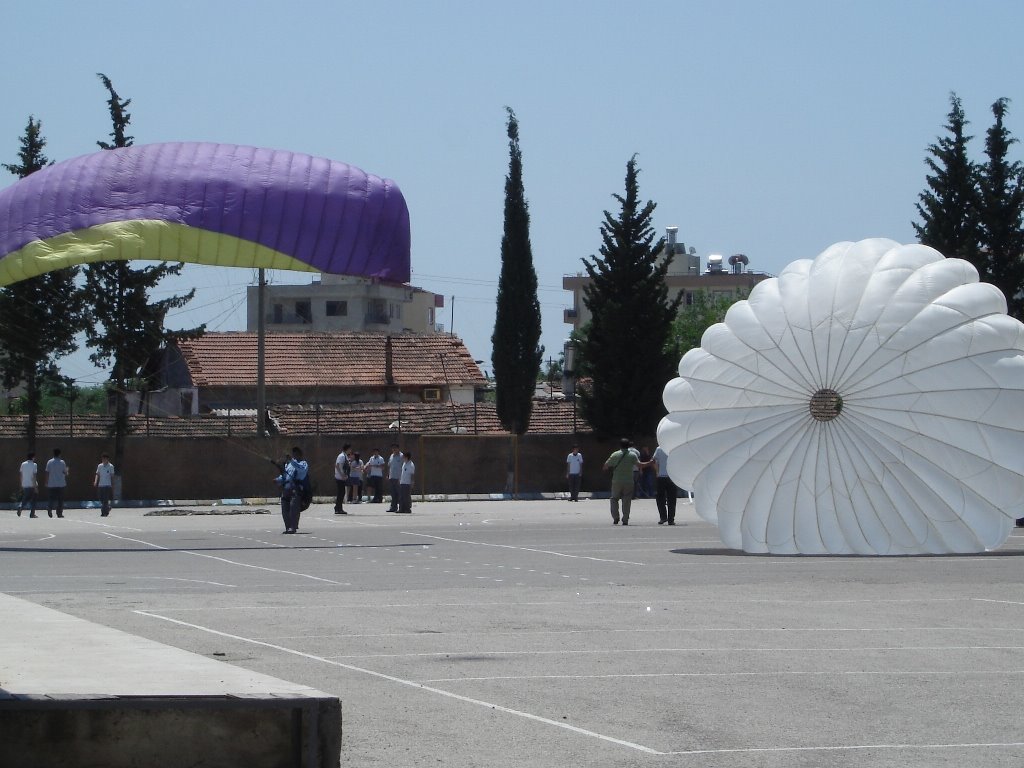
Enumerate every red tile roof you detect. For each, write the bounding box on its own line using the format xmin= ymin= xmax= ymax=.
xmin=175 ymin=332 xmax=486 ymax=389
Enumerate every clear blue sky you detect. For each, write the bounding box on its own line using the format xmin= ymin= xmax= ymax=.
xmin=4 ymin=0 xmax=1023 ymax=386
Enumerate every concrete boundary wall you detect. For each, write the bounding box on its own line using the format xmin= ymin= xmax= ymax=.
xmin=0 ymin=695 xmax=340 ymax=768
xmin=0 ymin=434 xmax=656 ymax=503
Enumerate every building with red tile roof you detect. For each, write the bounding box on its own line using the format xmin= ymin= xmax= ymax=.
xmin=149 ymin=331 xmax=487 ymax=415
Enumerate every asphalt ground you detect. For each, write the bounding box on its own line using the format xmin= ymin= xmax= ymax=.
xmin=2 ymin=498 xmax=1023 ymax=768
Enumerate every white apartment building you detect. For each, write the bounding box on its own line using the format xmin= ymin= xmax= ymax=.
xmin=246 ymin=273 xmax=444 ymax=334
xmin=562 ymin=227 xmax=771 ymax=334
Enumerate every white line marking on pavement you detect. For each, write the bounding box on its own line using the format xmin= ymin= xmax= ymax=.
xmin=67 ymin=519 xmax=143 ymax=531
xmin=0 ymin=533 xmax=56 ymax=544
xmin=133 ymin=611 xmax=661 ymax=755
xmin=419 ymin=669 xmax=1024 ymax=683
xmin=401 ymin=532 xmax=645 ymax=565
xmin=661 ymin=741 xmax=1024 ymax=756
xmin=974 ymin=598 xmax=1024 ymax=606
xmin=323 ymin=644 xmax=1024 ymax=660
xmin=133 ymin=577 xmax=238 ymax=587
xmin=255 ymin=625 xmax=1024 ymax=640
xmin=102 ymin=532 xmax=350 ymax=586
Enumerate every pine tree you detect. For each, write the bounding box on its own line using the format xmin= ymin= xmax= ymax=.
xmin=491 ymin=108 xmax=543 ymax=435
xmin=85 ymin=73 xmax=203 ymax=476
xmin=914 ymin=93 xmax=982 ymax=271
xmin=578 ymin=157 xmax=682 ymax=439
xmin=977 ymin=97 xmax=1024 ymax=319
xmin=0 ymin=117 xmax=85 ymax=446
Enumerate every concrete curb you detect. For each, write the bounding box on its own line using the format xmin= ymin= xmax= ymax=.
xmin=0 ymin=594 xmax=340 ymax=767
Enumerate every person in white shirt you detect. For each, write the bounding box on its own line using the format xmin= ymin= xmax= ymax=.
xmin=347 ymin=452 xmax=364 ymax=504
xmin=93 ymin=453 xmax=115 ymax=517
xmin=386 ymin=444 xmax=403 ymax=513
xmin=565 ymin=446 xmax=583 ymax=502
xmin=334 ymin=443 xmax=351 ymax=515
xmin=398 ymin=451 xmax=415 ymax=514
xmin=366 ymin=448 xmax=386 ymax=503
xmin=651 ymin=444 xmax=679 ymax=525
xmin=45 ymin=448 xmax=69 ymax=519
xmin=17 ymin=451 xmax=38 ymax=518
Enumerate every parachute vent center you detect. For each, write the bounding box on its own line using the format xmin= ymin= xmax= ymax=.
xmin=809 ymin=389 xmax=843 ymax=421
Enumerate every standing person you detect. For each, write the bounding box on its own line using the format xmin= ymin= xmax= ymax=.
xmin=652 ymin=444 xmax=679 ymax=525
xmin=386 ymin=444 xmax=402 ymax=513
xmin=638 ymin=446 xmax=656 ymax=498
xmin=398 ymin=451 xmax=415 ymax=514
xmin=334 ymin=443 xmax=351 ymax=514
xmin=348 ymin=451 xmax=364 ymax=503
xmin=275 ymin=446 xmax=308 ymax=534
xmin=366 ymin=448 xmax=386 ymax=503
xmin=603 ymin=439 xmax=640 ymax=525
xmin=565 ymin=445 xmax=583 ymax=502
xmin=17 ymin=451 xmax=38 ymax=518
xmin=45 ymin=448 xmax=69 ymax=519
xmin=93 ymin=453 xmax=115 ymax=517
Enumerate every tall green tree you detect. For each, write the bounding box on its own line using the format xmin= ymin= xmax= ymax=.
xmin=977 ymin=97 xmax=1024 ymax=319
xmin=914 ymin=92 xmax=982 ymax=270
xmin=85 ymin=73 xmax=203 ymax=476
xmin=0 ymin=116 xmax=86 ymax=446
xmin=577 ymin=157 xmax=682 ymax=439
xmin=491 ymin=107 xmax=543 ymax=434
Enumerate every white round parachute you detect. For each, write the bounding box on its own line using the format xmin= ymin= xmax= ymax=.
xmin=658 ymin=238 xmax=1024 ymax=555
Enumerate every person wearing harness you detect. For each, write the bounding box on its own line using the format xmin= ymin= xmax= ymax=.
xmin=276 ymin=446 xmax=309 ymax=534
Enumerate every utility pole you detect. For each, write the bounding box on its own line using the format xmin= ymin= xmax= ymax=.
xmin=438 ymin=353 xmax=460 ymax=433
xmin=256 ymin=268 xmax=266 ymax=436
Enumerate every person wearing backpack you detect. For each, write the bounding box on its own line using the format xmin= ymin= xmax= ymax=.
xmin=276 ymin=446 xmax=309 ymax=534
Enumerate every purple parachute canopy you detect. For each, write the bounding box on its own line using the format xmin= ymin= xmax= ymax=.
xmin=0 ymin=142 xmax=411 ymax=283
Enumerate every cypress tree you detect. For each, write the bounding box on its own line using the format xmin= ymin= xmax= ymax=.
xmin=491 ymin=108 xmax=543 ymax=435
xmin=914 ymin=93 xmax=982 ymax=271
xmin=0 ymin=117 xmax=85 ymax=446
xmin=977 ymin=98 xmax=1024 ymax=319
xmin=578 ymin=157 xmax=682 ymax=439
xmin=85 ymin=73 xmax=203 ymax=476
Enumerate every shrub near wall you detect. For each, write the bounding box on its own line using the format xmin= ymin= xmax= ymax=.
xmin=0 ymin=434 xmax=657 ymax=503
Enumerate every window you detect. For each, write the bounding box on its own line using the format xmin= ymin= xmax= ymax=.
xmin=326 ymin=300 xmax=347 ymax=317
xmin=390 ymin=303 xmax=402 ymax=320
xmin=366 ymin=299 xmax=388 ymax=324
xmin=295 ymin=300 xmax=312 ymax=324
xmin=272 ymin=304 xmax=283 ymax=323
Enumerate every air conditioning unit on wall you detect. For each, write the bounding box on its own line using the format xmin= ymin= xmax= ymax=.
xmin=422 ymin=388 xmax=442 ymax=402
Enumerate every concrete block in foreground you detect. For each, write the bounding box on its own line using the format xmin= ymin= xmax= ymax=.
xmin=0 ymin=594 xmax=340 ymax=768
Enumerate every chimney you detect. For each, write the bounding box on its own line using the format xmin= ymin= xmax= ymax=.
xmin=666 ymin=226 xmax=678 ymax=255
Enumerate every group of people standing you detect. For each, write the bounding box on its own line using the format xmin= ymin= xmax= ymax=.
xmin=567 ymin=440 xmax=685 ymax=526
xmin=16 ymin=449 xmax=118 ymax=519
xmin=274 ymin=443 xmax=418 ymax=535
xmin=332 ymin=445 xmax=387 ymax=506
xmin=333 ymin=444 xmax=415 ymax=516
